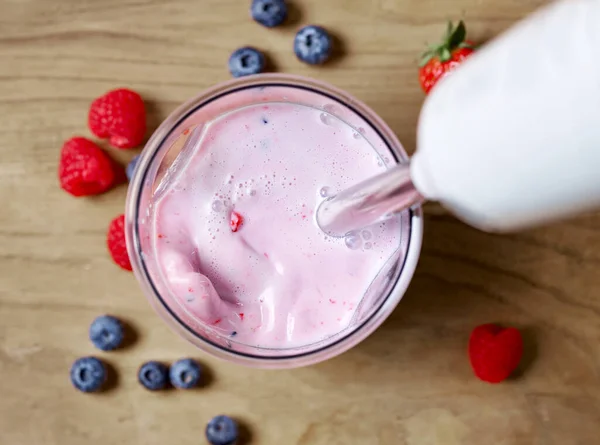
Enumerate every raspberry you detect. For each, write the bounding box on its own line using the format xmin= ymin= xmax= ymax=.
xmin=107 ymin=214 xmax=132 ymax=271
xmin=88 ymin=88 xmax=146 ymax=149
xmin=230 ymin=211 xmax=244 ymax=232
xmin=468 ymin=323 xmax=523 ymax=383
xmin=58 ymin=137 xmax=118 ymax=197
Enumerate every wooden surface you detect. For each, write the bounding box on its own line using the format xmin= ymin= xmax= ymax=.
xmin=1 ymin=0 xmax=599 ymax=444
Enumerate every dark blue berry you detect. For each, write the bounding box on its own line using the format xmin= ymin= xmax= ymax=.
xmin=70 ymin=357 xmax=106 ymax=393
xmin=251 ymin=0 xmax=287 ymax=28
xmin=89 ymin=315 xmax=124 ymax=351
xmin=206 ymin=415 xmax=239 ymax=445
xmin=169 ymin=358 xmax=202 ymax=389
xmin=126 ymin=155 xmax=140 ymax=181
xmin=294 ymin=25 xmax=332 ymax=65
xmin=138 ymin=361 xmax=168 ymax=390
xmin=228 ymin=47 xmax=265 ymax=78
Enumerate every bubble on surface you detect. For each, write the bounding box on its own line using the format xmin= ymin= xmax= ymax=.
xmin=320 ymin=112 xmax=336 ymax=126
xmin=344 ymin=232 xmax=362 ymax=250
xmin=364 ymin=242 xmax=373 ymax=250
xmin=361 ymin=230 xmax=372 ymax=240
xmin=211 ymin=200 xmax=224 ymax=212
xmin=319 ymin=186 xmax=331 ymax=198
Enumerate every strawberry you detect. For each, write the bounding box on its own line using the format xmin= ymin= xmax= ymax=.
xmin=58 ymin=137 xmax=120 ymax=197
xmin=88 ymin=88 xmax=146 ymax=149
xmin=419 ymin=21 xmax=475 ymax=94
xmin=107 ymin=214 xmax=132 ymax=271
xmin=230 ymin=211 xmax=244 ymax=232
xmin=468 ymin=323 xmax=523 ymax=383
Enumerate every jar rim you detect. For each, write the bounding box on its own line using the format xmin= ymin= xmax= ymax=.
xmin=125 ymin=74 xmax=423 ymax=368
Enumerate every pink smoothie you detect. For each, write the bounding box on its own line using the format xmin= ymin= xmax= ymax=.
xmin=151 ymin=87 xmax=402 ymax=349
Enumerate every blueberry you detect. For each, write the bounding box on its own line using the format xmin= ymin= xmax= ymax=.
xmin=228 ymin=47 xmax=265 ymax=78
xmin=169 ymin=358 xmax=202 ymax=389
xmin=138 ymin=361 xmax=169 ymax=390
xmin=294 ymin=25 xmax=332 ymax=65
xmin=205 ymin=415 xmax=239 ymax=445
xmin=251 ymin=0 xmax=287 ymax=28
xmin=70 ymin=357 xmax=107 ymax=393
xmin=89 ymin=315 xmax=124 ymax=351
xmin=126 ymin=155 xmax=140 ymax=181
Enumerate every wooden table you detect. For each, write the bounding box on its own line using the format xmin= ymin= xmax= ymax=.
xmin=1 ymin=0 xmax=599 ymax=444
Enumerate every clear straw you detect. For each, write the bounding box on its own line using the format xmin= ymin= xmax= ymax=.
xmin=316 ymin=163 xmax=424 ymax=237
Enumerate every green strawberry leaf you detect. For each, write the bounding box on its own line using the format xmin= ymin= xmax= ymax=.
xmin=448 ymin=20 xmax=466 ymax=49
xmin=419 ymin=51 xmax=436 ymax=67
xmin=440 ymin=48 xmax=451 ymax=62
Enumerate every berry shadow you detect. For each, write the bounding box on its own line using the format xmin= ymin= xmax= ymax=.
xmin=509 ymin=326 xmax=538 ymax=380
xmin=198 ymin=361 xmax=215 ymax=389
xmin=101 ymin=359 xmax=119 ymax=393
xmin=262 ymin=50 xmax=279 ymax=74
xmin=236 ymin=418 xmax=254 ymax=445
xmin=325 ymin=30 xmax=347 ymax=66
xmin=118 ymin=317 xmax=140 ymax=350
xmin=284 ymin=2 xmax=302 ymax=27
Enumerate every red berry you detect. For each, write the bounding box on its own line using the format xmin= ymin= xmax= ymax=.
xmin=88 ymin=88 xmax=146 ymax=149
xmin=468 ymin=324 xmax=523 ymax=383
xmin=107 ymin=214 xmax=132 ymax=271
xmin=230 ymin=211 xmax=244 ymax=232
xmin=58 ymin=137 xmax=119 ymax=197
xmin=419 ymin=21 xmax=475 ymax=94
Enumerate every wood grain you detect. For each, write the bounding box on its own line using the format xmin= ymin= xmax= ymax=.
xmin=1 ymin=1 xmax=599 ymax=444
